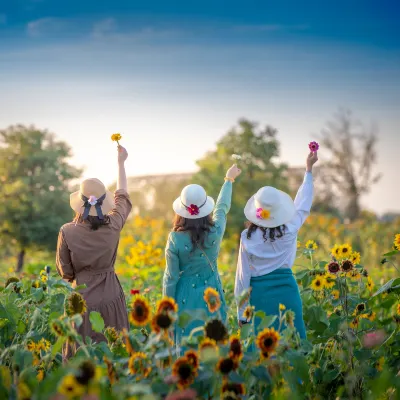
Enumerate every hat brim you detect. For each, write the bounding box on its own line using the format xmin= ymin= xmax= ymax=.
xmin=173 ymin=196 xmax=215 ymax=219
xmin=70 ymin=190 xmax=115 ymax=217
xmin=244 ymin=190 xmax=296 ymax=228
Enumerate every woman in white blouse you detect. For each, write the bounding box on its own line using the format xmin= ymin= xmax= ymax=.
xmin=234 ymin=150 xmax=318 ymax=339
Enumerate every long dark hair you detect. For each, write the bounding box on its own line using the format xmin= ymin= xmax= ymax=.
xmin=246 ymin=221 xmax=286 ymax=242
xmin=172 ymin=214 xmax=215 ymax=249
xmin=73 ymin=213 xmax=110 ymax=231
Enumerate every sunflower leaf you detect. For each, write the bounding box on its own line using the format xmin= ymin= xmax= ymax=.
xmin=89 ymin=311 xmax=104 ymax=333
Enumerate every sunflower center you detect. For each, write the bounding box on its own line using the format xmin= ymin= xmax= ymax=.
xmin=230 ymin=341 xmax=241 ymax=355
xmin=157 ymin=314 xmax=172 ymax=329
xmin=178 ymin=363 xmax=192 ymax=380
xmin=220 ymin=358 xmax=234 ymax=374
xmin=135 ymin=305 xmax=144 ymax=317
xmin=342 ymin=248 xmax=348 ymax=253
xmin=205 ymin=319 xmax=228 ymax=342
xmin=263 ymin=337 xmax=273 ymax=347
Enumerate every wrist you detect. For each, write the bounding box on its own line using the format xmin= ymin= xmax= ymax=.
xmin=306 ymin=166 xmax=312 ymax=173
xmin=224 ymin=177 xmax=234 ymax=183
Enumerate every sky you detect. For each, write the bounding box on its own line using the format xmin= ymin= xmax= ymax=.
xmin=0 ymin=1 xmax=399 ymax=214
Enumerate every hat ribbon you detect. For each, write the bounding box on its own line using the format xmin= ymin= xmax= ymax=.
xmin=81 ymin=193 xmax=106 ymax=220
xmin=181 ymin=196 xmax=207 ymax=216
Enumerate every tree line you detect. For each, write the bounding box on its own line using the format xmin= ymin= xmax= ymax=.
xmin=0 ymin=109 xmax=381 ymax=270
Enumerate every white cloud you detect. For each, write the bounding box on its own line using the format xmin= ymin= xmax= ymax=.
xmin=26 ymin=17 xmax=65 ymax=37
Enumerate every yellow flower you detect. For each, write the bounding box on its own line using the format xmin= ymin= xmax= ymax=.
xmin=305 ymin=240 xmax=318 ymax=250
xmin=128 ymin=352 xmax=151 ymax=378
xmin=172 ymin=356 xmax=198 ymax=389
xmin=396 ymin=303 xmax=400 ymax=316
xmin=394 ymin=233 xmax=400 ymax=250
xmin=199 ymin=338 xmax=219 ymax=359
xmin=243 ymin=305 xmax=254 ymax=320
xmin=279 ymin=304 xmax=286 ymax=311
xmin=376 ymin=356 xmax=385 ymax=371
xmin=331 ymin=244 xmax=342 ymax=258
xmin=65 ymin=292 xmax=87 ymax=317
xmin=260 ymin=209 xmax=271 ymax=219
xmin=349 ymin=317 xmax=359 ymax=329
xmin=37 ymin=369 xmax=44 ymax=381
xmin=332 ymin=290 xmax=340 ymax=300
xmin=324 ymin=273 xmax=336 ymax=289
xmin=256 ymin=328 xmax=280 ymax=354
xmin=350 ymin=270 xmax=361 ymax=281
xmin=58 ymin=374 xmax=86 ymax=398
xmin=297 ymin=240 xmax=300 ymax=248
xmin=354 ymin=303 xmax=366 ymax=315
xmin=339 ymin=243 xmax=352 ymax=258
xmin=349 ymin=251 xmax=361 ymax=265
xmin=360 ymin=311 xmax=376 ymax=322
xmin=203 ymin=287 xmax=221 ymax=313
xmin=37 ymin=338 xmax=51 ymax=352
xmin=311 ymin=276 xmax=326 ymax=291
xmin=367 ymin=276 xmax=375 ymax=291
xmin=17 ymin=382 xmax=31 ymax=400
xmin=129 ymin=295 xmax=152 ymax=326
xmin=111 ymin=133 xmax=122 ymax=143
xmin=40 ymin=275 xmax=48 ymax=283
xmin=26 ymin=339 xmax=36 ymax=352
xmin=156 ymin=297 xmax=178 ymax=313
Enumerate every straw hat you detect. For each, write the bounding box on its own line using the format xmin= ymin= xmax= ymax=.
xmin=173 ymin=184 xmax=215 ymax=219
xmin=70 ymin=178 xmax=114 ymax=218
xmin=244 ymin=186 xmax=296 ymax=228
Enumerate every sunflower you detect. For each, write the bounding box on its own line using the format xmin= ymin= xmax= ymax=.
xmin=340 ymin=243 xmax=352 ymax=258
xmin=331 ymin=290 xmax=340 ymax=300
xmin=199 ymin=337 xmax=218 ymax=352
xmin=103 ymin=357 xmax=116 ymax=385
xmin=326 ymin=261 xmax=340 ymax=274
xmin=111 ymin=133 xmax=122 ymax=142
xmin=51 ymin=319 xmax=67 ymax=337
xmin=279 ymin=304 xmax=286 ymax=311
xmin=172 ymin=356 xmax=197 ymax=389
xmin=311 ymin=276 xmax=326 ymax=292
xmin=361 ymin=311 xmax=376 ymax=322
xmin=394 ymin=234 xmax=400 ymax=250
xmin=128 ymin=352 xmax=151 ymax=378
xmin=331 ymin=244 xmax=342 ymax=258
xmin=151 ymin=312 xmax=174 ymax=334
xmin=122 ymin=329 xmax=135 ymax=355
xmin=37 ymin=369 xmax=45 ymax=382
xmin=36 ymin=338 xmax=51 ymax=352
xmin=243 ymin=305 xmax=254 ymax=320
xmin=221 ymin=382 xmax=246 ymax=396
xmin=203 ymin=287 xmax=221 ymax=313
xmin=129 ymin=295 xmax=152 ymax=326
xmin=5 ymin=276 xmax=19 ymax=288
xmin=104 ymin=327 xmax=119 ymax=344
xmin=354 ymin=303 xmax=366 ymax=315
xmin=32 ymin=280 xmax=40 ymax=289
xmin=65 ymin=292 xmax=87 ymax=317
xmin=156 ymin=297 xmax=178 ymax=313
xmin=297 ymin=240 xmax=300 ymax=248
xmin=75 ymin=360 xmax=96 ymax=386
xmin=26 ymin=339 xmax=36 ymax=352
xmin=305 ymin=240 xmax=318 ymax=250
xmin=229 ymin=335 xmax=243 ymax=360
xmin=256 ymin=328 xmax=280 ymax=354
xmin=375 ymin=356 xmax=385 ymax=371
xmin=58 ymin=374 xmax=86 ymax=398
xmin=185 ymin=350 xmax=199 ymax=370
xmin=349 ymin=317 xmax=359 ymax=329
xmin=204 ymin=319 xmax=228 ymax=343
xmin=216 ymin=356 xmax=239 ymax=375
xmin=364 ymin=277 xmax=373 ymax=292
xmin=323 ymin=273 xmax=336 ymax=289
xmin=350 ymin=270 xmax=362 ymax=281
xmin=341 ymin=260 xmax=354 ymax=273
xmin=349 ymin=251 xmax=361 ymax=265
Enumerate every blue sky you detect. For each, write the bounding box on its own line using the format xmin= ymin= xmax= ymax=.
xmin=0 ymin=1 xmax=399 ymax=213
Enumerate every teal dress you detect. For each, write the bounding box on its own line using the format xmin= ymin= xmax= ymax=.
xmin=163 ymin=181 xmax=232 ymax=352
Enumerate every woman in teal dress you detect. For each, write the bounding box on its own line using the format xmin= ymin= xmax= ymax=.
xmin=163 ymin=164 xmax=241 ymax=351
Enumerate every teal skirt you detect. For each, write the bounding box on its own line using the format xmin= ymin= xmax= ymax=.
xmin=250 ymin=268 xmax=306 ymax=339
xmin=174 ymin=268 xmax=227 ymax=355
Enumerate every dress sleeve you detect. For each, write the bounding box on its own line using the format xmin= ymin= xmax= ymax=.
xmin=56 ymin=228 xmax=75 ymax=282
xmin=212 ymin=180 xmax=233 ymax=234
xmin=162 ymin=233 xmax=180 ymax=299
xmin=286 ymin=172 xmax=314 ymax=232
xmin=109 ymin=189 xmax=133 ymax=230
xmin=234 ymin=239 xmax=252 ymax=321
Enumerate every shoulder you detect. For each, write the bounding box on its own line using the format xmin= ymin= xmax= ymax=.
xmin=60 ymin=222 xmax=75 ymax=234
xmin=240 ymin=229 xmax=249 ymax=240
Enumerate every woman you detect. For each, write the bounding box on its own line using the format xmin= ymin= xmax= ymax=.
xmin=56 ymin=145 xmax=131 ymax=359
xmin=234 ymin=150 xmax=318 ymax=339
xmin=163 ymin=164 xmax=241 ymax=350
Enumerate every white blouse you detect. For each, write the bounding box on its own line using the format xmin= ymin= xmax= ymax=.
xmin=234 ymin=171 xmax=314 ymax=320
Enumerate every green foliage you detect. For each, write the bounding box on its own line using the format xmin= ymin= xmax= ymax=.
xmin=194 ymin=118 xmax=288 ymax=235
xmin=0 ymin=125 xmax=81 ymax=270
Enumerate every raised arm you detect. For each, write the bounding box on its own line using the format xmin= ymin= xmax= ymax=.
xmin=162 ymin=234 xmax=180 ymax=299
xmin=213 ymin=164 xmax=241 ymax=231
xmin=117 ymin=145 xmax=128 ymax=191
xmin=287 ymin=151 xmax=318 ymax=231
xmin=234 ymin=238 xmax=252 ymax=323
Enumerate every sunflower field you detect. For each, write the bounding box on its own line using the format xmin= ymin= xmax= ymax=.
xmin=0 ymin=215 xmax=400 ymax=400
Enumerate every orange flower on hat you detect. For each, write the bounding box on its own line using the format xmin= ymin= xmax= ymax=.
xmin=256 ymin=208 xmax=271 ymax=220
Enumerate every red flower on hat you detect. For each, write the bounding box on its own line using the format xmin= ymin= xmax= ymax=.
xmin=187 ymin=204 xmax=199 ymax=216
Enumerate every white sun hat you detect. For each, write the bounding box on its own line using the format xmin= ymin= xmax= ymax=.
xmin=173 ymin=184 xmax=215 ymax=219
xmin=70 ymin=178 xmax=114 ymax=219
xmin=244 ymin=186 xmax=296 ymax=228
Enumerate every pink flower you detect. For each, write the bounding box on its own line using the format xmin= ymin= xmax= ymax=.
xmin=187 ymin=204 xmax=199 ymax=216
xmin=165 ymin=388 xmax=197 ymax=400
xmin=309 ymin=141 xmax=319 ymax=152
xmin=362 ymin=330 xmax=386 ymax=348
xmin=256 ymin=208 xmax=263 ymax=219
xmin=88 ymin=195 xmax=98 ymax=206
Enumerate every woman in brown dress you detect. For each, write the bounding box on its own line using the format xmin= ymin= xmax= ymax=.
xmin=56 ymin=145 xmax=131 ymax=359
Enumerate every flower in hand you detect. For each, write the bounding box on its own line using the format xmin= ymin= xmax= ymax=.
xmin=111 ymin=133 xmax=122 ymax=145
xmin=308 ymin=141 xmax=319 ymax=152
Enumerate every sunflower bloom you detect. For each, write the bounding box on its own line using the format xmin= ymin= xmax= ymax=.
xmin=376 ymin=356 xmax=385 ymax=371
xmin=396 ymin=303 xmax=400 ymax=316
xmin=216 ymin=356 xmax=239 ymax=375
xmin=185 ymin=350 xmax=199 ymax=370
xmin=221 ymin=382 xmax=246 ymax=396
xmin=229 ymin=335 xmax=243 ymax=361
xmin=256 ymin=328 xmax=280 ymax=354
xmin=331 ymin=290 xmax=340 ymax=300
xmin=349 ymin=251 xmax=361 ymax=265
xmin=340 ymin=243 xmax=352 ymax=258
xmin=111 ymin=133 xmax=122 ymax=144
xmin=204 ymin=319 xmax=228 ymax=343
xmin=172 ymin=356 xmax=197 ymax=389
xmin=341 ymin=260 xmax=354 ymax=273
xmin=156 ymin=297 xmax=178 ymax=313
xmin=279 ymin=304 xmax=286 ymax=311
xmin=326 ymin=261 xmax=340 ymax=274
xmin=203 ymin=287 xmax=221 ymax=313
xmin=151 ymin=312 xmax=174 ymax=334
xmin=104 ymin=327 xmax=119 ymax=344
xmin=129 ymin=295 xmax=152 ymax=326
xmin=331 ymin=244 xmax=342 ymax=258
xmin=349 ymin=317 xmax=359 ymax=329
xmin=65 ymin=292 xmax=87 ymax=317
xmin=394 ymin=234 xmax=400 ymax=250
xmin=58 ymin=374 xmax=86 ymax=398
xmin=128 ymin=352 xmax=151 ymax=379
xmin=305 ymin=240 xmax=318 ymax=250
xmin=311 ymin=276 xmax=326 ymax=291
xmin=350 ymin=270 xmax=362 ymax=281
xmin=323 ymin=273 xmax=336 ymax=289
xmin=243 ymin=305 xmax=254 ymax=320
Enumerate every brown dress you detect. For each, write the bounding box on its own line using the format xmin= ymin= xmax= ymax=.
xmin=56 ymin=189 xmax=132 ymax=359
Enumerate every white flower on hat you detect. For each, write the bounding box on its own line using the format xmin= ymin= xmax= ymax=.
xmin=88 ymin=195 xmax=98 ymax=206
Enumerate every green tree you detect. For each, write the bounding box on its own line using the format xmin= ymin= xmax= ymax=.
xmin=194 ymin=118 xmax=288 ymax=236
xmin=0 ymin=125 xmax=82 ymax=271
